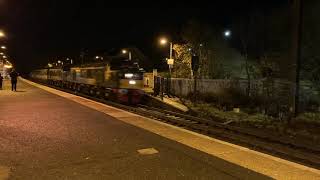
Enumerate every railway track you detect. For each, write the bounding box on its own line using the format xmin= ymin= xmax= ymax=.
xmin=31 ymin=79 xmax=320 ymax=169
xmin=135 ymin=105 xmax=320 ymax=167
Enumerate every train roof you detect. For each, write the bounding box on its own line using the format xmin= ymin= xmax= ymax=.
xmin=70 ymin=59 xmax=140 ymax=70
xmin=33 ymin=58 xmax=143 ymax=72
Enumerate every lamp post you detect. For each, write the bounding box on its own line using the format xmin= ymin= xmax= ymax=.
xmin=159 ymin=38 xmax=174 ymax=76
xmin=160 ymin=38 xmax=173 ymax=59
xmin=159 ymin=37 xmax=174 ymax=98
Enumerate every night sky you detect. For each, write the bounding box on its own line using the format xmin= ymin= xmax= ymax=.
xmin=0 ymin=0 xmax=288 ymax=73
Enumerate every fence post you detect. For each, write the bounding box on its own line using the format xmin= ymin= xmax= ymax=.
xmin=166 ymin=77 xmax=171 ymax=97
xmin=160 ymin=77 xmax=164 ymax=100
xmin=153 ymin=76 xmax=159 ymax=97
xmin=193 ymin=73 xmax=197 ymax=104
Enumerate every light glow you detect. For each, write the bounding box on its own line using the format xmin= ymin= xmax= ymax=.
xmin=129 ymin=80 xmax=136 ymax=85
xmin=160 ymin=38 xmax=167 ymax=45
xmin=125 ymin=73 xmax=134 ymax=78
xmin=4 ymin=65 xmax=12 ymax=68
xmin=0 ymin=31 xmax=5 ymax=38
xmin=224 ymin=30 xmax=231 ymax=37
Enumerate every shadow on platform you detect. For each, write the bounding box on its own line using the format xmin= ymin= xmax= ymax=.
xmin=14 ymin=90 xmax=26 ymax=93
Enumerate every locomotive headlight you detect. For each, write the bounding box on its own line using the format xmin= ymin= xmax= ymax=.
xmin=125 ymin=73 xmax=134 ymax=78
xmin=129 ymin=80 xmax=136 ymax=85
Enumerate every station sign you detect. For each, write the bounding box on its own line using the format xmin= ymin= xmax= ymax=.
xmin=167 ymin=58 xmax=174 ymax=65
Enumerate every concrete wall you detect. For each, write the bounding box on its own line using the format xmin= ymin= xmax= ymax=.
xmin=167 ymin=78 xmax=319 ymax=109
xmin=169 ymin=78 xmax=262 ymax=96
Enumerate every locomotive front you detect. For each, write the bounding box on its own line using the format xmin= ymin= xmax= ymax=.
xmin=116 ymin=68 xmax=145 ymax=104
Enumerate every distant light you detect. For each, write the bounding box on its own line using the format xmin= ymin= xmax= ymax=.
xmin=160 ymin=38 xmax=168 ymax=45
xmin=48 ymin=63 xmax=53 ymax=68
xmin=4 ymin=65 xmax=12 ymax=69
xmin=57 ymin=60 xmax=61 ymax=63
xmin=95 ymin=56 xmax=100 ymax=59
xmin=0 ymin=52 xmax=3 ymax=55
xmin=1 ymin=46 xmax=6 ymax=49
xmin=224 ymin=30 xmax=231 ymax=37
xmin=0 ymin=31 xmax=5 ymax=38
xmin=122 ymin=49 xmax=127 ymax=54
xmin=200 ymin=44 xmax=203 ymax=47
xmin=125 ymin=73 xmax=133 ymax=78
xmin=2 ymin=55 xmax=6 ymax=58
xmin=188 ymin=48 xmax=192 ymax=51
xmin=129 ymin=80 xmax=136 ymax=85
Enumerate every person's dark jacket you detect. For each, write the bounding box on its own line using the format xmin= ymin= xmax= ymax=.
xmin=10 ymin=71 xmax=18 ymax=82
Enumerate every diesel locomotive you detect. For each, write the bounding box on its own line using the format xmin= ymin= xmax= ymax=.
xmin=30 ymin=60 xmax=145 ymax=104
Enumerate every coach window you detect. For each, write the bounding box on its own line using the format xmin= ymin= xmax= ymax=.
xmin=87 ymin=69 xmax=93 ymax=78
xmin=72 ymin=70 xmax=76 ymax=80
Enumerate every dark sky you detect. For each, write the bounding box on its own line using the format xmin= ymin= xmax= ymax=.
xmin=0 ymin=0 xmax=288 ymax=73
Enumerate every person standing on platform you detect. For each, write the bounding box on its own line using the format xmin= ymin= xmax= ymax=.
xmin=9 ymin=70 xmax=18 ymax=91
xmin=0 ymin=74 xmax=3 ymax=90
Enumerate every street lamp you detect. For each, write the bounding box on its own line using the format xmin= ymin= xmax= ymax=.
xmin=160 ymin=38 xmax=167 ymax=45
xmin=1 ymin=46 xmax=6 ymax=49
xmin=159 ymin=38 xmax=173 ymax=59
xmin=122 ymin=49 xmax=132 ymax=60
xmin=159 ymin=37 xmax=174 ymax=77
xmin=0 ymin=30 xmax=5 ymax=38
xmin=224 ymin=30 xmax=231 ymax=38
xmin=2 ymin=55 xmax=6 ymax=59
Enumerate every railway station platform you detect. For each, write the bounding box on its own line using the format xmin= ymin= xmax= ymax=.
xmin=0 ymin=78 xmax=319 ymax=179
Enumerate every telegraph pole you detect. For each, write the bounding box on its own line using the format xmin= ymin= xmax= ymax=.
xmin=291 ymin=0 xmax=303 ymax=117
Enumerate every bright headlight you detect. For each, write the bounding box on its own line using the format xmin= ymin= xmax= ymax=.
xmin=125 ymin=73 xmax=134 ymax=78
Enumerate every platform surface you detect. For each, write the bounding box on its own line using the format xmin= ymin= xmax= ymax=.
xmin=0 ymin=79 xmax=319 ymax=179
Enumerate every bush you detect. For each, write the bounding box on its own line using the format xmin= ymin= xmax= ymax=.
xmin=186 ymin=88 xmax=255 ymax=111
xmin=305 ymin=98 xmax=320 ymax=112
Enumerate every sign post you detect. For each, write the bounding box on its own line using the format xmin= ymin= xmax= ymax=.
xmin=167 ymin=58 xmax=174 ymax=76
xmin=192 ymin=55 xmax=199 ymax=103
xmin=167 ymin=59 xmax=174 ymax=97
